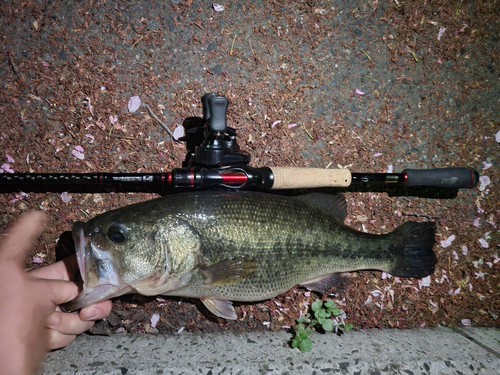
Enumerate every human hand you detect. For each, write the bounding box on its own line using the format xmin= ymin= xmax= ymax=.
xmin=0 ymin=212 xmax=112 ymax=375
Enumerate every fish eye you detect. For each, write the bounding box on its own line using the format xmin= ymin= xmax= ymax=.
xmin=107 ymin=223 xmax=128 ymax=243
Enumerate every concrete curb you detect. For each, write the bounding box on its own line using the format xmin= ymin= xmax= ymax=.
xmin=41 ymin=327 xmax=500 ymax=374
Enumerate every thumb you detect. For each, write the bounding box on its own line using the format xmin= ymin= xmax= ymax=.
xmin=0 ymin=211 xmax=47 ymax=266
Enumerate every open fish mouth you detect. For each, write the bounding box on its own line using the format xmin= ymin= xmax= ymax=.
xmin=73 ymin=222 xmax=88 ymax=286
xmin=61 ymin=222 xmax=125 ymax=312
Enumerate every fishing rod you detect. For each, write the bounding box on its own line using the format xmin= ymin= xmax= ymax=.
xmin=0 ymin=93 xmax=479 ymax=192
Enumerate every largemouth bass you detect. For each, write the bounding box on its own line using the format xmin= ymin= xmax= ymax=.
xmin=63 ymin=191 xmax=436 ymax=319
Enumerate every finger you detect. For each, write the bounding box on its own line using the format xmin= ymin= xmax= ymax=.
xmin=0 ymin=211 xmax=47 ymax=265
xmin=47 ymin=329 xmax=78 ymax=350
xmin=38 ymin=278 xmax=80 ymax=306
xmin=79 ymin=300 xmax=113 ymax=321
xmin=46 ymin=311 xmax=94 ymax=335
xmin=30 ymin=254 xmax=79 ymax=282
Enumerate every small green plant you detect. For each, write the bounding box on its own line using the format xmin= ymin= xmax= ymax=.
xmin=291 ymin=299 xmax=353 ymax=352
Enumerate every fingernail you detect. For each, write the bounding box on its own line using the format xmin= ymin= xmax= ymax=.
xmin=82 ymin=307 xmax=99 ymax=321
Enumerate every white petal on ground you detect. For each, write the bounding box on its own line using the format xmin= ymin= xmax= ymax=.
xmin=420 ymin=276 xmax=431 ymax=287
xmin=473 ymin=217 xmax=481 ymax=227
xmin=478 ymin=238 xmax=489 ymax=248
xmin=461 ymin=319 xmax=471 ymax=326
xmin=492 ymin=254 xmax=500 ymax=264
xmin=440 ymin=234 xmax=455 ymax=248
xmin=461 ymin=245 xmax=468 ymax=255
xmin=271 ymin=120 xmax=281 ymax=128
xmin=173 ymin=125 xmax=185 ymax=140
xmin=437 ymin=27 xmax=446 ymax=40
xmin=212 ymin=3 xmax=225 ymax=12
xmin=287 ymin=123 xmax=298 ymax=128
xmin=150 ymin=313 xmax=160 ymax=328
xmin=387 ymin=164 xmax=393 ymax=173
xmin=1 ymin=163 xmax=14 ymax=173
xmin=474 ymin=271 xmax=485 ymax=279
xmin=495 ymin=130 xmax=500 ymax=143
xmin=478 ymin=175 xmax=490 ymax=191
xmin=71 ymin=149 xmax=84 ymax=160
xmin=355 ymin=89 xmax=365 ymax=95
xmin=482 ymin=161 xmax=492 ymax=170
xmin=5 ymin=154 xmax=14 ymax=163
xmin=60 ymin=192 xmax=72 ymax=203
xmin=128 ymin=96 xmax=141 ymax=113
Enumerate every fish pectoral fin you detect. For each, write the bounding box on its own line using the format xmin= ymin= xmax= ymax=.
xmin=300 ymin=273 xmax=349 ymax=294
xmin=201 ymin=298 xmax=237 ymax=320
xmin=199 ymin=256 xmax=257 ymax=285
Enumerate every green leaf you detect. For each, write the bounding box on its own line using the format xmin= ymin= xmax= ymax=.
xmin=318 ymin=317 xmax=325 ymax=325
xmin=311 ymin=300 xmax=322 ymax=312
xmin=324 ymin=300 xmax=335 ymax=308
xmin=296 ymin=316 xmax=306 ymax=324
xmin=344 ymin=323 xmax=354 ymax=331
xmin=318 ymin=309 xmax=327 ymax=318
xmin=291 ymin=337 xmax=299 ymax=348
xmin=332 ymin=308 xmax=341 ymax=316
xmin=297 ymin=323 xmax=306 ymax=333
xmin=299 ymin=337 xmax=312 ymax=352
xmin=322 ymin=319 xmax=334 ymax=332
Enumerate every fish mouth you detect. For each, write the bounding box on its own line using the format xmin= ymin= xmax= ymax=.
xmin=61 ymin=222 xmax=129 ymax=312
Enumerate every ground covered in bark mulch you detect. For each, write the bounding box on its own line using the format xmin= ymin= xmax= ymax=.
xmin=0 ymin=0 xmax=498 ymax=336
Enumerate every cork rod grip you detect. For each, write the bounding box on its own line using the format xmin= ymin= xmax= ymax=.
xmin=270 ymin=167 xmax=352 ymax=189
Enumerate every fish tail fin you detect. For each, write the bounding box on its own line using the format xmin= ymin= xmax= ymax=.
xmin=388 ymin=222 xmax=437 ymax=278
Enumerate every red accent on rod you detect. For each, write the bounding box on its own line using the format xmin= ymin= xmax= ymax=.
xmin=99 ymin=174 xmax=103 ymax=183
xmin=221 ymin=172 xmax=248 ymax=185
xmin=403 ymin=172 xmax=408 ymax=184
xmin=189 ymin=168 xmax=194 ymax=187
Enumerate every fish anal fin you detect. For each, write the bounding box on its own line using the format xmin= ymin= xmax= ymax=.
xmin=200 ymin=256 xmax=257 ymax=285
xmin=300 ymin=273 xmax=349 ymax=294
xmin=201 ymin=298 xmax=237 ymax=320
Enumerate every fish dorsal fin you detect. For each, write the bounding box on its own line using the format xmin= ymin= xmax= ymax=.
xmin=296 ymin=193 xmax=347 ymax=225
xmin=200 ymin=256 xmax=258 ymax=285
xmin=300 ymin=273 xmax=349 ymax=295
xmin=201 ymin=298 xmax=237 ymax=320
